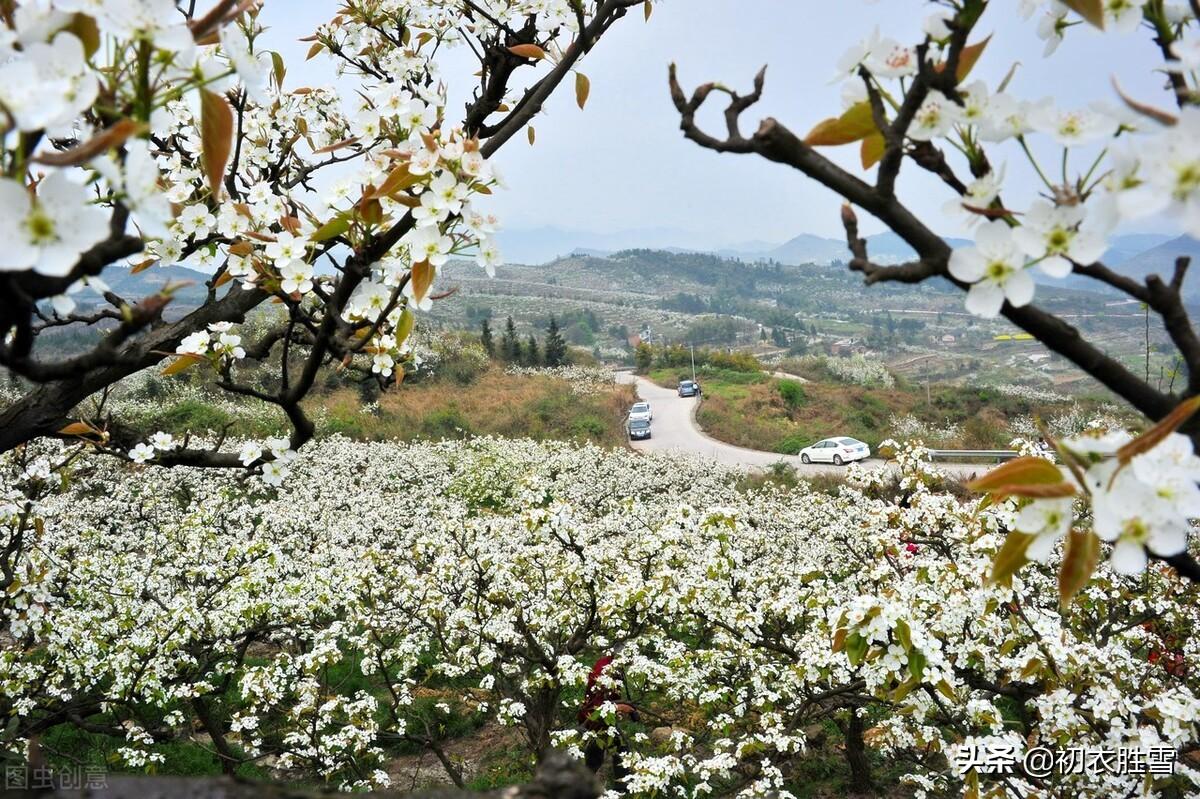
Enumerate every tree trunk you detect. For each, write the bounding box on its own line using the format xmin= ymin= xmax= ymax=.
xmin=841 ymin=709 xmax=874 ymax=795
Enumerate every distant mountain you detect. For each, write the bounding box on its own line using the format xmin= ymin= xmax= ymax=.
xmin=101 ymin=264 xmax=215 ymax=308
xmin=1101 ymin=233 xmax=1175 ymax=266
xmin=1113 ymin=235 xmax=1200 ymax=293
xmin=496 ymin=226 xmax=732 ymax=265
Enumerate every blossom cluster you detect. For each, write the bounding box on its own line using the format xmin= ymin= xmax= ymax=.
xmin=5 ymin=435 xmax=1198 ymax=796
xmin=834 ymin=2 xmax=1200 ymax=318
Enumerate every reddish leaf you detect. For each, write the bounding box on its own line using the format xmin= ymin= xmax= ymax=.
xmin=1117 ymin=395 xmax=1200 ymax=464
xmin=968 ymin=456 xmax=1064 ymax=493
xmin=200 ymin=89 xmax=234 ymax=199
xmin=410 ymin=261 xmax=435 ymax=302
xmin=508 ymin=43 xmax=545 ymax=60
xmin=1059 ymin=529 xmax=1100 ymax=608
xmin=33 ymin=120 xmax=146 ymax=166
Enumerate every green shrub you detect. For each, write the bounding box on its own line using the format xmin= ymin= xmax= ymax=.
xmin=157 ymin=400 xmax=232 ymax=433
xmin=570 ymin=415 xmax=607 ymax=439
xmin=421 ymin=405 xmax=473 ymax=439
xmin=777 ymin=379 xmax=807 ymax=409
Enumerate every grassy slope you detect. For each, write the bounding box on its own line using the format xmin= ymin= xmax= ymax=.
xmin=649 ymin=366 xmax=1123 ymax=454
xmin=321 ymin=368 xmax=635 ymax=447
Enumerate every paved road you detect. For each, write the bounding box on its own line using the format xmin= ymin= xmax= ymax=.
xmin=616 ymin=373 xmax=985 ymax=479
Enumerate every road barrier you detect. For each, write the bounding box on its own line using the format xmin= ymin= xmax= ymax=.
xmin=927 ymin=449 xmax=1022 ymax=463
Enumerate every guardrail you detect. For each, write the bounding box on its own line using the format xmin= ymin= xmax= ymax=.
xmin=927 ymin=449 xmax=1021 ymax=463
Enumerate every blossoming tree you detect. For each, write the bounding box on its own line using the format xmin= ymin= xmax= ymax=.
xmin=0 ymin=0 xmax=646 ymax=475
xmin=670 ymin=0 xmax=1200 ymax=589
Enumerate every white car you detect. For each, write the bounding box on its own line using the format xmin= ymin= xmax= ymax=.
xmin=799 ymin=437 xmax=870 ymax=466
xmin=628 ymin=402 xmax=652 ymax=423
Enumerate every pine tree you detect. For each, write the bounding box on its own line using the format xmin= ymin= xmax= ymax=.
xmin=480 ymin=318 xmax=494 ymax=357
xmin=525 ymin=334 xmax=540 ymax=366
xmin=543 ymin=315 xmax=568 ymax=366
xmin=501 ymin=316 xmax=519 ymax=361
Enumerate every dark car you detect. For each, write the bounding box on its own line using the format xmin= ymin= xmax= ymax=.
xmin=628 ymin=418 xmax=652 ymax=440
xmin=678 ymin=380 xmax=700 ymax=397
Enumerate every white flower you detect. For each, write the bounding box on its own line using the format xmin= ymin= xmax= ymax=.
xmin=0 ymin=172 xmax=110 ymax=277
xmin=1090 ymin=463 xmax=1189 ymax=574
xmin=1030 ymin=104 xmax=1115 ymax=146
xmin=279 ymin=260 xmax=314 ymax=295
xmin=214 ymin=332 xmax=246 ymax=361
xmin=150 ymin=432 xmax=177 ymax=451
xmin=1170 ymin=36 xmax=1200 ymax=71
xmin=1036 ymin=3 xmax=1070 ymax=56
xmin=121 ymin=139 xmax=174 ymax=238
xmin=220 ymin=24 xmax=271 ymax=104
xmin=834 ymin=27 xmax=882 ymax=81
xmin=1012 ymin=201 xmax=1109 ymax=278
xmin=476 ymin=237 xmax=502 ymax=277
xmin=908 ymin=91 xmax=961 ymax=141
xmin=866 ymin=38 xmax=918 ymax=79
xmin=923 ymin=10 xmax=953 ymax=40
xmin=1014 ymin=498 xmax=1074 ymax=561
xmin=372 ymin=352 xmax=395 ymax=377
xmin=176 ymin=203 xmax=215 ymax=237
xmin=404 ymin=227 xmax=454 ymax=268
xmin=261 ymin=460 xmax=288 ymax=486
xmin=1134 ymin=109 xmax=1200 ymax=237
xmin=129 ymin=443 xmax=156 ymax=464
xmin=238 ymin=441 xmax=264 ymax=467
xmin=265 ymin=232 xmax=310 ymax=267
xmin=944 ymin=166 xmax=1005 ymax=226
xmin=979 ymin=95 xmax=1039 ymax=142
xmin=176 ymin=331 xmax=211 ymax=356
xmin=948 ymin=221 xmax=1035 ymax=318
xmin=1103 ymin=0 xmax=1149 ymax=34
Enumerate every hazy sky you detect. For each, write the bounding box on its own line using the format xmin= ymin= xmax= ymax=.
xmin=261 ymin=2 xmax=1177 ymax=248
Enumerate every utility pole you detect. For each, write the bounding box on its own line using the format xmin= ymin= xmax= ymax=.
xmin=690 ymin=343 xmax=697 ymax=382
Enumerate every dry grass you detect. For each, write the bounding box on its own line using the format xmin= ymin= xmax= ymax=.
xmin=313 ymin=367 xmax=636 ymax=447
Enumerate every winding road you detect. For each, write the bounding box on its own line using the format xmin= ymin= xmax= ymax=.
xmin=616 ymin=372 xmax=985 ymax=479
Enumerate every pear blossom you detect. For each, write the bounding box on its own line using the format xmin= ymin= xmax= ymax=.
xmin=1103 ymin=0 xmax=1149 ymax=33
xmin=238 ymin=441 xmax=264 ymax=467
xmin=0 ymin=173 xmax=109 ymax=277
xmin=1012 ymin=201 xmax=1109 ymax=277
xmin=948 ymin=221 xmax=1035 ymax=318
xmin=943 ymin=166 xmax=1005 ymax=227
xmin=476 ymin=237 xmax=502 ymax=277
xmin=907 ymin=90 xmax=961 ymax=141
xmin=265 ymin=232 xmax=310 ymax=267
xmin=279 ymin=260 xmax=314 ymax=295
xmin=128 ymin=442 xmax=156 ymax=464
xmin=150 ymin=432 xmax=177 ymax=451
xmin=404 ymin=226 xmax=454 ymax=267
xmin=1014 ymin=498 xmax=1074 ymax=561
xmin=1030 ymin=104 xmax=1116 ymax=146
xmin=176 ymin=330 xmax=211 ymax=356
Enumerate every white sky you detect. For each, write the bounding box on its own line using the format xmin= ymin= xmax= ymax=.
xmin=260 ymin=1 xmax=1179 ymax=247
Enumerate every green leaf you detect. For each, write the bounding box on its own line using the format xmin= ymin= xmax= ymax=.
xmin=908 ymin=649 xmax=927 ymax=681
xmin=310 ymin=214 xmax=351 ymax=242
xmin=894 ymin=619 xmax=912 ymax=651
xmin=990 ymin=531 xmax=1035 ymax=586
xmin=845 ymin=632 xmax=868 ymax=666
